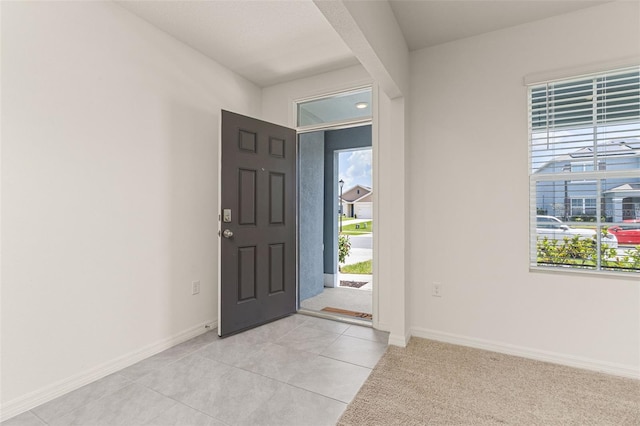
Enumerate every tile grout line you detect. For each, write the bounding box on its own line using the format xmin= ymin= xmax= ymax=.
xmin=317 ymin=353 xmax=378 ymax=370
xmin=29 ymin=410 xmax=47 ymax=425
xmin=133 ymin=344 xmax=341 ymax=425
xmin=339 ymin=332 xmax=389 ymax=344
xmin=184 ymin=334 xmax=369 ymax=406
xmin=37 ymin=381 xmax=140 ymax=426
xmin=31 ymin=375 xmax=135 ymax=425
xmin=123 ymin=333 xmax=220 ymax=383
xmin=280 ymin=381 xmax=352 ymax=406
xmin=12 ymin=317 xmax=375 ymax=426
xmin=137 ymin=364 xmax=232 ymax=425
xmin=143 ymin=389 xmax=227 ymax=426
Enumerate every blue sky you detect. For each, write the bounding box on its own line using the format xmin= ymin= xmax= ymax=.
xmin=339 ymin=148 xmax=372 ymax=190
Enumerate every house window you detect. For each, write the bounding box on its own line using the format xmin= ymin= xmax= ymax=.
xmin=571 ymin=198 xmax=597 ymax=216
xmin=529 ymin=66 xmax=640 ymax=274
xmin=571 ymin=163 xmax=594 ymax=173
xmin=297 ymin=87 xmax=372 ymax=128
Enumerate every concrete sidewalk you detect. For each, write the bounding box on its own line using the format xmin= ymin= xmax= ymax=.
xmin=341 ymin=218 xmax=371 ymax=225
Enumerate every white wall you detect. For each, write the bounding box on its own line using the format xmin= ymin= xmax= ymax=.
xmin=407 ymin=1 xmax=640 ymax=377
xmin=1 ymin=1 xmax=261 ymax=416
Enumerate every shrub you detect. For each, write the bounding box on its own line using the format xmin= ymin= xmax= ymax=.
xmin=569 ymin=215 xmax=610 ymax=222
xmin=338 ymin=234 xmax=351 ymax=265
xmin=537 ymin=235 xmax=640 ymax=271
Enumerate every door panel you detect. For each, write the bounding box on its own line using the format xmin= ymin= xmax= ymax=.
xmin=238 ymin=169 xmax=257 ymax=225
xmin=269 ymin=243 xmax=285 ymax=294
xmin=237 ymin=246 xmax=257 ymax=302
xmin=219 ymin=110 xmax=297 ymax=337
xmin=269 ymin=173 xmax=285 ymax=224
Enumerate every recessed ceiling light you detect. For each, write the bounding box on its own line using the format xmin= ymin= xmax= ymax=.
xmin=355 ymin=102 xmax=368 ymax=109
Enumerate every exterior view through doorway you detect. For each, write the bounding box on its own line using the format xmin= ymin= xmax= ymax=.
xmin=296 ymin=87 xmax=373 ymax=323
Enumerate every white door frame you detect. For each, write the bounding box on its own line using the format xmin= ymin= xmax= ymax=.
xmin=293 ymin=86 xmax=378 ymax=328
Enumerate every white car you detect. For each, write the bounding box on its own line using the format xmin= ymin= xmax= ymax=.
xmin=536 ymin=216 xmax=618 ymax=249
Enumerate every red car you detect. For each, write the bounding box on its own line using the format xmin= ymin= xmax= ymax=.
xmin=608 ymin=220 xmax=640 ymax=245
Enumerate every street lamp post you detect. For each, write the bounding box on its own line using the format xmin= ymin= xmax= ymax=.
xmin=339 ymin=179 xmax=344 ymax=232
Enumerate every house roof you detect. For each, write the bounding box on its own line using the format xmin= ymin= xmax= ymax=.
xmin=569 ymin=140 xmax=640 ymax=159
xmin=340 ymin=184 xmax=372 ymax=203
xmin=604 ymin=183 xmax=640 ymax=194
xmin=342 ymin=191 xmax=373 ymax=204
xmin=354 ymin=192 xmax=372 ymax=203
xmin=350 ymin=184 xmax=372 ymax=191
xmin=535 ymin=139 xmax=640 ymax=172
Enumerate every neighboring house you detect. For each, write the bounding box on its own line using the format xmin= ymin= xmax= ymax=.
xmin=534 ymin=140 xmax=640 ymax=221
xmin=353 ymin=191 xmax=373 ymax=219
xmin=340 ymin=184 xmax=373 ymax=219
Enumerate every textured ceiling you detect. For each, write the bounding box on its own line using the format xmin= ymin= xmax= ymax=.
xmin=389 ymin=0 xmax=611 ymax=51
xmin=116 ymin=0 xmax=358 ymax=87
xmin=116 ymin=0 xmax=612 ymax=88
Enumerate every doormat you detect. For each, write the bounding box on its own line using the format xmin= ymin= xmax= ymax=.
xmin=321 ymin=307 xmax=372 ymax=320
xmin=340 ymin=280 xmax=369 ymax=288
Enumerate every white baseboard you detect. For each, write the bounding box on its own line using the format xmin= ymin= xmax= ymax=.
xmin=1 ymin=319 xmax=217 ymax=422
xmin=388 ymin=329 xmax=411 ymax=347
xmin=411 ymin=327 xmax=639 ymax=380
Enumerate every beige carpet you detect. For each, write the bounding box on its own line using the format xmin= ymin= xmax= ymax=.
xmin=338 ymin=338 xmax=640 ymax=426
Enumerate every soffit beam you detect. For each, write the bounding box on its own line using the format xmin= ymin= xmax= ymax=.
xmin=314 ymin=0 xmax=409 ymax=99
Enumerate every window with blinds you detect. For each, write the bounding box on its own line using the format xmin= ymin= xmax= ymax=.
xmin=528 ymin=66 xmax=640 ymax=273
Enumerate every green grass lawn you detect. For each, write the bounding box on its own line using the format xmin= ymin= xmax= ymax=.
xmin=340 ymin=220 xmax=372 ymax=235
xmin=341 ymin=259 xmax=372 ymax=274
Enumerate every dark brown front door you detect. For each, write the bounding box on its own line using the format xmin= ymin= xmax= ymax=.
xmin=219 ymin=110 xmax=297 ymax=337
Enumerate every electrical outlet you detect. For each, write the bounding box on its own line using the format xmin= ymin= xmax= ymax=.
xmin=192 ymin=280 xmax=200 ymax=295
xmin=432 ymin=282 xmax=442 ymax=297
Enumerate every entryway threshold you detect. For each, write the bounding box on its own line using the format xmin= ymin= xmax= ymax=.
xmin=297 ymin=308 xmax=372 ymax=327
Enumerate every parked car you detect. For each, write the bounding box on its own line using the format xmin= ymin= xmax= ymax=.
xmin=536 ymin=215 xmax=618 ymax=248
xmin=607 ymin=223 xmax=640 ymax=245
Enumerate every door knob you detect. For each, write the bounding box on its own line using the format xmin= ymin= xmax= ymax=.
xmin=222 ymin=229 xmax=234 ymax=239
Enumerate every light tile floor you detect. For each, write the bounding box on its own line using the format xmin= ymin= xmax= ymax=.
xmin=3 ymin=315 xmax=389 ymax=426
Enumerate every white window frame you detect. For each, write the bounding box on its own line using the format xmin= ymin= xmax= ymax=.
xmin=528 ymin=65 xmax=640 ymax=274
xmin=295 ymin=86 xmax=373 ymax=133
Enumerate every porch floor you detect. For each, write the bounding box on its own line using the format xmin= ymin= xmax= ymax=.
xmin=300 ymin=274 xmax=372 ymax=319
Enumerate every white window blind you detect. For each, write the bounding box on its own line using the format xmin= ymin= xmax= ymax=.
xmin=528 ymin=66 xmax=640 ymax=273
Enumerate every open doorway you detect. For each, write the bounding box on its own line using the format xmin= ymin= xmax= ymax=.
xmin=298 ymin=126 xmax=373 ymax=322
xmin=337 ymin=148 xmax=373 ymax=293
xmin=295 ymin=86 xmax=373 ymax=323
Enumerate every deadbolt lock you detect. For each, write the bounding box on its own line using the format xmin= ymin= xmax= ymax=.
xmin=223 ymin=209 xmax=232 ymax=223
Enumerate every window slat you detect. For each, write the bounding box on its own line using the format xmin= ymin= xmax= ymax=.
xmin=528 ymin=66 xmax=640 ymax=274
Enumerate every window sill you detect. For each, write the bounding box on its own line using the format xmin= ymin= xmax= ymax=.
xmin=530 ymin=265 xmax=639 ymax=280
